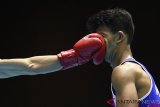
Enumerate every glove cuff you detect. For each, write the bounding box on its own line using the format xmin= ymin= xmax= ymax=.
xmin=57 ymin=49 xmax=78 ymax=70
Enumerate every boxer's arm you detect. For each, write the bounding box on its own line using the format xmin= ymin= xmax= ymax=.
xmin=112 ymin=68 xmax=139 ymax=107
xmin=0 ymin=33 xmax=106 ymax=79
xmin=0 ymin=55 xmax=63 ymax=79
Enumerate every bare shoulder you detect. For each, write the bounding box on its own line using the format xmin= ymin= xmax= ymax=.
xmin=112 ymin=62 xmax=143 ymax=77
xmin=111 ymin=62 xmax=143 ymax=89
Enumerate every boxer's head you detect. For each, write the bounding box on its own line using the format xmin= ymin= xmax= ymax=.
xmin=86 ymin=8 xmax=135 ymax=64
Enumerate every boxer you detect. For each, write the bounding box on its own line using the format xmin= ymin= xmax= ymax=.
xmin=86 ymin=8 xmax=160 ymax=107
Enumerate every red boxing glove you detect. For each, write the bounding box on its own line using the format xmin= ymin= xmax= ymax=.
xmin=57 ymin=33 xmax=107 ymax=70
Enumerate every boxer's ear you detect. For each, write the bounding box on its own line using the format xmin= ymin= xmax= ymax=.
xmin=116 ymin=31 xmax=125 ymax=44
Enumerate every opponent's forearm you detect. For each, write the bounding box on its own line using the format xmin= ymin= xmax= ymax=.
xmin=28 ymin=55 xmax=63 ymax=74
xmin=0 ymin=55 xmax=63 ymax=79
xmin=0 ymin=58 xmax=31 ymax=78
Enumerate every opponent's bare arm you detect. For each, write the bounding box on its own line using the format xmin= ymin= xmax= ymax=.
xmin=0 ymin=55 xmax=63 ymax=78
xmin=112 ymin=67 xmax=139 ymax=107
xmin=0 ymin=33 xmax=107 ymax=79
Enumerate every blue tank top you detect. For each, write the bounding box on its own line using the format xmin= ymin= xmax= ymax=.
xmin=111 ymin=57 xmax=160 ymax=107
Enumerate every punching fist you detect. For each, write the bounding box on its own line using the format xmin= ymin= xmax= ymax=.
xmin=57 ymin=33 xmax=107 ymax=70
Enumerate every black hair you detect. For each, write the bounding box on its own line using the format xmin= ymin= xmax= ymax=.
xmin=86 ymin=8 xmax=135 ymax=44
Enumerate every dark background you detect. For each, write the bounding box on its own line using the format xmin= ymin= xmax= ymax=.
xmin=0 ymin=0 xmax=159 ymax=107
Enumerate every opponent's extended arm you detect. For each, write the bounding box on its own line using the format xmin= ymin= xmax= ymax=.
xmin=0 ymin=55 xmax=62 ymax=79
xmin=0 ymin=33 xmax=107 ymax=79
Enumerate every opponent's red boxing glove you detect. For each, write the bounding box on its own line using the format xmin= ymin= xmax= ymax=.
xmin=57 ymin=33 xmax=107 ymax=70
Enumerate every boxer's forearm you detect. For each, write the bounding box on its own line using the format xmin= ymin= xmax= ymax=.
xmin=0 ymin=55 xmax=63 ymax=79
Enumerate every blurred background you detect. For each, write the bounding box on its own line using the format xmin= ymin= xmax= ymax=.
xmin=0 ymin=0 xmax=159 ymax=107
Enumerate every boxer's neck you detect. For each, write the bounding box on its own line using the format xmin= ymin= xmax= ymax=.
xmin=110 ymin=45 xmax=133 ymax=69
